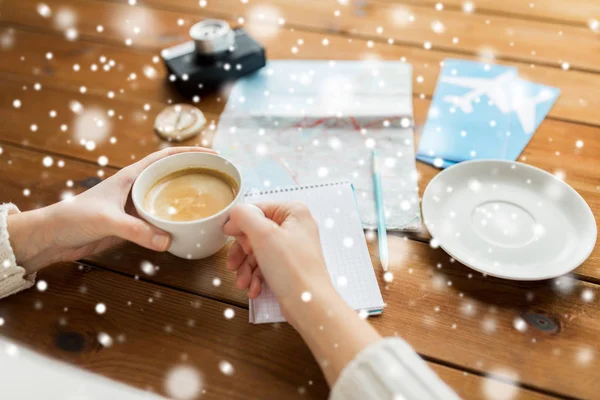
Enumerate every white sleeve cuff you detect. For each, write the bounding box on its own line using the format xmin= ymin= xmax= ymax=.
xmin=330 ymin=338 xmax=461 ymax=400
xmin=0 ymin=204 xmax=36 ymax=299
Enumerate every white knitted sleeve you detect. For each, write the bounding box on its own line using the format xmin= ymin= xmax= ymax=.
xmin=0 ymin=204 xmax=36 ymax=299
xmin=330 ymin=338 xmax=461 ymax=400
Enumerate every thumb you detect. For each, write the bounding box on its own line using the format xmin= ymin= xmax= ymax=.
xmin=112 ymin=215 xmax=171 ymax=251
xmin=224 ymin=204 xmax=278 ymax=242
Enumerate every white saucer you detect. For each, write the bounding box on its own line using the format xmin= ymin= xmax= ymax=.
xmin=422 ymin=160 xmax=597 ymax=280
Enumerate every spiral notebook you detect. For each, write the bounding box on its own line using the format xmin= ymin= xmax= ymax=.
xmin=244 ymin=181 xmax=385 ymax=324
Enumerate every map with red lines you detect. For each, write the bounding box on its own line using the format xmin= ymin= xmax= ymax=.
xmin=214 ymin=61 xmax=421 ymax=231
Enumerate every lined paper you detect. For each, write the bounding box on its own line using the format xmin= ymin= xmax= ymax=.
xmin=245 ymin=182 xmax=385 ymax=324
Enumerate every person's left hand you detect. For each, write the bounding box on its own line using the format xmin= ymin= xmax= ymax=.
xmin=8 ymin=146 xmax=216 ymax=272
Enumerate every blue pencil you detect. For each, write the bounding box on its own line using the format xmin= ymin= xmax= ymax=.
xmin=372 ymin=151 xmax=389 ymax=272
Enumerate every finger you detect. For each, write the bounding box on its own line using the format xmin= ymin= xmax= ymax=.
xmin=224 ymin=202 xmax=312 ymax=238
xmin=236 ymin=254 xmax=257 ymax=290
xmin=227 ymin=241 xmax=247 ymax=271
xmin=248 ymin=272 xmax=264 ymax=299
xmin=112 ymin=215 xmax=171 ymax=251
xmin=235 ymin=235 xmax=252 ymax=255
xmin=224 ymin=204 xmax=281 ymax=241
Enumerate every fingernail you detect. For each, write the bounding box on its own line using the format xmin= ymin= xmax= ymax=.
xmin=152 ymin=233 xmax=170 ymax=250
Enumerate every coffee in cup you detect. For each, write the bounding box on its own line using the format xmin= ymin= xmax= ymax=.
xmin=143 ymin=167 xmax=239 ymax=222
xmin=132 ymin=152 xmax=243 ymax=259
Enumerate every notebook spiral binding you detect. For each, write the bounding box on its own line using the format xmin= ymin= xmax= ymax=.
xmin=244 ymin=181 xmax=350 ymax=197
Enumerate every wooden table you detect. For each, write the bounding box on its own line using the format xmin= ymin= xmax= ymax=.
xmin=0 ymin=1 xmax=598 ymax=399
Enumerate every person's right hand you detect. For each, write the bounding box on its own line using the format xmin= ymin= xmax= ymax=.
xmin=225 ymin=203 xmax=385 ymax=388
xmin=223 ymin=203 xmax=335 ymax=318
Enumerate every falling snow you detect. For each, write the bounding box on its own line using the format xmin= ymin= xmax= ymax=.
xmin=140 ymin=261 xmax=156 ymax=275
xmin=383 ymin=272 xmax=394 ymax=283
xmin=483 ymin=368 xmax=519 ymax=400
xmin=462 ymin=1 xmax=475 ymax=13
xmin=36 ymin=280 xmax=48 ymax=292
xmin=219 ymin=360 xmax=235 ymax=376
xmin=165 ymin=365 xmax=203 ymax=400
xmin=37 ymin=3 xmax=52 ymax=18
xmin=513 ymin=317 xmax=527 ymax=332
xmin=42 ymin=156 xmax=53 ymax=167
xmin=95 ymin=303 xmax=107 ymax=314
xmin=301 ymin=291 xmax=312 ymax=302
xmin=97 ymin=332 xmax=113 ymax=347
xmin=581 ymin=288 xmax=594 ymax=302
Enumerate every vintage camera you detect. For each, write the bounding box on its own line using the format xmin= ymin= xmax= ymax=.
xmin=161 ymin=19 xmax=266 ymax=97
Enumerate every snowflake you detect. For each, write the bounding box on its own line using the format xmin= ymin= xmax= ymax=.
xmin=383 ymin=272 xmax=394 ymax=283
xmin=576 ymin=346 xmax=595 ymax=366
xmin=581 ymin=288 xmax=594 ymax=302
xmin=97 ymin=155 xmax=109 ymax=166
xmin=165 ymin=365 xmax=203 ymax=400
xmin=36 ymin=280 xmax=48 ymax=292
xmin=140 ymin=261 xmax=156 ymax=275
xmin=462 ymin=1 xmax=475 ymax=13
xmin=513 ymin=317 xmax=527 ymax=332
xmin=324 ymin=217 xmax=335 ymax=229
xmin=65 ymin=27 xmax=78 ymax=41
xmin=97 ymin=332 xmax=113 ymax=347
xmin=431 ymin=20 xmax=445 ymax=34
xmin=219 ymin=361 xmax=234 ymax=376
xmin=483 ymin=368 xmax=519 ymax=400
xmin=95 ymin=303 xmax=107 ymax=314
xmin=37 ymin=3 xmax=52 ymax=17
xmin=42 ymin=156 xmax=53 ymax=167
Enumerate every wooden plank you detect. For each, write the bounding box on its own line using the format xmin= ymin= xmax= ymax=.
xmin=390 ymin=0 xmax=600 ymax=26
xmin=428 ymin=364 xmax=553 ymax=400
xmin=0 ymin=262 xmax=550 ymax=400
xmin=140 ymin=0 xmax=600 ymax=72
xmin=0 ymin=144 xmax=598 ymax=397
xmin=0 ymin=263 xmax=329 ymax=399
xmin=2 ymin=0 xmax=600 ymax=126
xmin=1 ymin=78 xmax=598 ymax=281
xmin=0 ymin=78 xmax=221 ymax=167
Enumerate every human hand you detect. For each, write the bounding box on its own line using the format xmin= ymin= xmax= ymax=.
xmin=225 ymin=203 xmax=383 ymax=386
xmin=8 ymin=146 xmax=216 ymax=272
xmin=223 ymin=203 xmax=336 ymax=320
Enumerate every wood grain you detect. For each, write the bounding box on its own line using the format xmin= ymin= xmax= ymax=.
xmin=1 ymin=77 xmax=598 ymax=281
xmin=0 ymin=262 xmax=329 ymax=399
xmin=0 ymin=262 xmax=551 ymax=400
xmin=390 ymin=0 xmax=600 ymax=26
xmin=142 ymin=0 xmax=600 ymax=72
xmin=0 ymin=0 xmax=598 ymax=398
xmin=2 ymin=0 xmax=600 ymax=126
xmin=0 ymin=144 xmax=598 ymax=398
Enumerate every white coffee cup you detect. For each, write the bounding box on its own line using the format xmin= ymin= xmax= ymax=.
xmin=132 ymin=152 xmax=243 ymax=259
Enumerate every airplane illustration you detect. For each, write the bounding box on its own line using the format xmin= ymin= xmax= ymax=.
xmin=440 ymin=71 xmax=557 ymax=134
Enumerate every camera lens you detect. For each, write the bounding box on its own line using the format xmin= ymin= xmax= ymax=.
xmin=189 ymin=19 xmax=235 ymax=56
